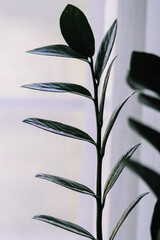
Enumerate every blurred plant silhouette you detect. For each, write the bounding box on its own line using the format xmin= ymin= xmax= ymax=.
xmin=126 ymin=51 xmax=160 ymax=240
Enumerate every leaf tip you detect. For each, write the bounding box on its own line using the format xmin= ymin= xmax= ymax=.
xmin=26 ymin=50 xmax=32 ymax=54
xmin=114 ymin=19 xmax=118 ymax=26
xmin=21 ymin=84 xmax=28 ymax=89
xmin=140 ymin=192 xmax=150 ymax=199
xmin=35 ymin=173 xmax=43 ymax=178
xmin=22 ymin=118 xmax=34 ymax=125
xmin=134 ymin=142 xmax=141 ymax=150
xmin=22 ymin=119 xmax=28 ymax=123
xmin=33 ymin=215 xmax=39 ymax=220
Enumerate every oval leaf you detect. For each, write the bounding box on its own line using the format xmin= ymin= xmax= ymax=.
xmin=23 ymin=118 xmax=96 ymax=145
xmin=60 ymin=4 xmax=95 ymax=57
xmin=22 ymin=82 xmax=93 ymax=99
xmin=95 ymin=20 xmax=117 ymax=81
xmin=125 ymin=160 xmax=160 ymax=198
xmin=33 ymin=215 xmax=96 ymax=240
xmin=101 ymin=92 xmax=135 ymax=156
xmin=36 ymin=173 xmax=96 ymax=197
xmin=138 ymin=93 xmax=160 ymax=112
xmin=27 ymin=44 xmax=88 ymax=62
xmin=102 ymin=143 xmax=140 ymax=207
xmin=109 ymin=192 xmax=148 ymax=240
xmin=128 ymin=118 xmax=160 ymax=152
xmin=99 ymin=57 xmax=116 ymax=123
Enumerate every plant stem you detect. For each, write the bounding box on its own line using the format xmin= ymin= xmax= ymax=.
xmin=89 ymin=58 xmax=103 ymax=240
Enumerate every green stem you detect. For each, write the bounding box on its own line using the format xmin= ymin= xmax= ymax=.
xmin=89 ymin=58 xmax=103 ymax=240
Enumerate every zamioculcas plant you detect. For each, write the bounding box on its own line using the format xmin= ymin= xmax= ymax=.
xmin=23 ymin=5 xmax=147 ymax=240
xmin=126 ymin=51 xmax=160 ymax=240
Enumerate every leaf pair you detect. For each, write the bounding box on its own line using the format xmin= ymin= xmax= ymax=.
xmin=60 ymin=4 xmax=117 ymax=79
xmin=23 ymin=92 xmax=135 ymax=154
xmin=28 ymin=5 xmax=117 ymax=84
xmin=28 ymin=4 xmax=95 ymax=59
xmin=60 ymin=5 xmax=117 ymax=82
xmin=33 ymin=193 xmax=147 ymax=240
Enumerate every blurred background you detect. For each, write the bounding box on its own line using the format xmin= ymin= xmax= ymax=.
xmin=0 ymin=0 xmax=159 ymax=239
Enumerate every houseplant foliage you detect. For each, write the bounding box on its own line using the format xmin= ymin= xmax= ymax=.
xmin=126 ymin=51 xmax=160 ymax=240
xmin=23 ymin=5 xmax=147 ymax=240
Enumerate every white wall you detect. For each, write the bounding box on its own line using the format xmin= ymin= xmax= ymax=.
xmin=103 ymin=1 xmax=160 ymax=240
xmin=0 ymin=1 xmax=92 ymax=240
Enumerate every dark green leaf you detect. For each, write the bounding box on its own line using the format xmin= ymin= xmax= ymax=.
xmin=27 ymin=44 xmax=88 ymax=62
xmin=36 ymin=173 xmax=96 ymax=197
xmin=60 ymin=4 xmax=95 ymax=57
xmin=125 ymin=160 xmax=160 ymax=198
xmin=23 ymin=118 xmax=96 ymax=145
xmin=151 ymin=201 xmax=160 ymax=240
xmin=109 ymin=192 xmax=148 ymax=240
xmin=102 ymin=144 xmax=140 ymax=207
xmin=22 ymin=82 xmax=93 ymax=99
xmin=129 ymin=118 xmax=160 ymax=152
xmin=95 ymin=20 xmax=117 ymax=81
xmin=33 ymin=215 xmax=96 ymax=240
xmin=101 ymin=92 xmax=135 ymax=156
xmin=127 ymin=51 xmax=160 ymax=96
xmin=138 ymin=93 xmax=160 ymax=112
xmin=99 ymin=57 xmax=116 ymax=123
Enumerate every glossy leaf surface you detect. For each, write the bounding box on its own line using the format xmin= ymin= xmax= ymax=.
xmin=23 ymin=118 xmax=96 ymax=145
xmin=125 ymin=160 xmax=160 ymax=198
xmin=109 ymin=192 xmax=148 ymax=240
xmin=138 ymin=93 xmax=160 ymax=112
xmin=60 ymin=4 xmax=95 ymax=57
xmin=27 ymin=44 xmax=88 ymax=62
xmin=22 ymin=82 xmax=93 ymax=99
xmin=95 ymin=20 xmax=117 ymax=81
xmin=102 ymin=144 xmax=140 ymax=207
xmin=99 ymin=57 xmax=116 ymax=123
xmin=101 ymin=92 xmax=135 ymax=156
xmin=151 ymin=201 xmax=160 ymax=240
xmin=36 ymin=173 xmax=96 ymax=197
xmin=129 ymin=118 xmax=160 ymax=152
xmin=33 ymin=215 xmax=96 ymax=240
